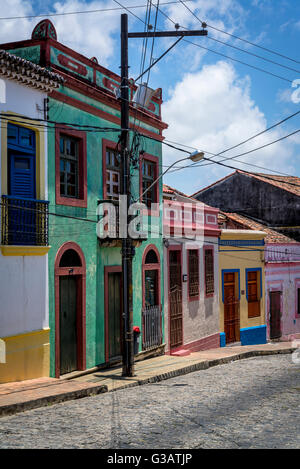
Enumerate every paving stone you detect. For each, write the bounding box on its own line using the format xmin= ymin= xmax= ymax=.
xmin=0 ymin=355 xmax=299 ymax=448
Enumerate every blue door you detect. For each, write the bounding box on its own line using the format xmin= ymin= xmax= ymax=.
xmin=7 ymin=124 xmax=36 ymax=245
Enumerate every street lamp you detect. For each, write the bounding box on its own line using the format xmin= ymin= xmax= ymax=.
xmin=137 ymin=150 xmax=205 ymax=204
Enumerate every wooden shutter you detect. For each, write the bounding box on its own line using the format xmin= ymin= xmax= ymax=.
xmin=247 ymin=271 xmax=260 ymax=318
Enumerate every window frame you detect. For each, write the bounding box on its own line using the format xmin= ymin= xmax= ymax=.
xmin=142 ymin=245 xmax=161 ymax=309
xmin=139 ymin=153 xmax=160 ymax=217
xmin=295 ymin=279 xmax=300 ymax=319
xmin=246 ymin=268 xmax=262 ymax=319
xmin=204 ymin=246 xmax=215 ymax=297
xmin=187 ymin=248 xmax=199 ymax=301
xmin=102 ymin=138 xmax=122 ymax=200
xmin=55 ymin=125 xmax=87 ymax=207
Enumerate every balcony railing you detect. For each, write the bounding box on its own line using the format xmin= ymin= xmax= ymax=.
xmin=142 ymin=305 xmax=162 ymax=350
xmin=1 ymin=195 xmax=49 ymax=246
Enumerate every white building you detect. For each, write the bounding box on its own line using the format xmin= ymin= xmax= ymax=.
xmin=0 ymin=50 xmax=63 ymax=383
xmin=163 ymin=185 xmax=220 ymax=355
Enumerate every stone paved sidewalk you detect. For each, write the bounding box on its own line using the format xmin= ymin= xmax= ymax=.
xmin=0 ymin=341 xmax=296 ymax=417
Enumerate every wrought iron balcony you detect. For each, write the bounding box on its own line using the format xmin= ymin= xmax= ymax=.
xmin=142 ymin=305 xmax=162 ymax=350
xmin=1 ymin=195 xmax=49 ymax=246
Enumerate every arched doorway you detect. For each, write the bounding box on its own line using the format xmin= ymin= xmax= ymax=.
xmin=142 ymin=245 xmax=162 ymax=350
xmin=55 ymin=242 xmax=86 ymax=377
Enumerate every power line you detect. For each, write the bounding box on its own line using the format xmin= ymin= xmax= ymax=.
xmin=2 ymin=202 xmax=299 ymax=260
xmin=179 ymin=0 xmax=300 ymax=66
xmin=160 ymin=3 xmax=300 ymax=76
xmin=1 ymin=111 xmax=299 ymax=182
xmin=0 ymin=1 xmax=193 ymax=21
xmin=142 ymin=130 xmax=300 ymax=185
xmin=157 ymin=6 xmax=293 ymax=83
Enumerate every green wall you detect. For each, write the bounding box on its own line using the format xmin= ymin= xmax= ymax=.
xmin=48 ymin=90 xmax=164 ymax=376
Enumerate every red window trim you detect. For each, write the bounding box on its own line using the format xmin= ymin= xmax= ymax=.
xmin=139 ymin=153 xmax=160 ymax=217
xmin=102 ymin=138 xmax=121 ymax=199
xmin=142 ymin=245 xmax=162 ymax=349
xmin=187 ymin=248 xmax=200 ymax=302
xmin=203 ymin=245 xmax=214 ymax=298
xmin=55 ymin=124 xmax=87 ymax=207
xmin=142 ymin=244 xmax=161 ymax=309
xmin=104 ymin=265 xmax=122 ymax=363
xmin=167 ymin=244 xmax=183 ymax=352
xmin=54 ymin=241 xmax=86 ymax=378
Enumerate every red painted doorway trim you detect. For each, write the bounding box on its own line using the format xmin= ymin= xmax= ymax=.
xmin=54 ymin=241 xmax=86 ymax=378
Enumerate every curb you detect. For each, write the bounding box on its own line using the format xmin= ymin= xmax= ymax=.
xmin=0 ymin=347 xmax=295 ymax=416
xmin=0 ymin=384 xmax=108 ymax=418
xmin=109 ymin=347 xmax=296 ymax=391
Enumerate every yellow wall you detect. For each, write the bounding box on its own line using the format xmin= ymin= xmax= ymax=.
xmin=0 ymin=329 xmax=50 ymax=383
xmin=219 ymin=231 xmax=266 ymax=334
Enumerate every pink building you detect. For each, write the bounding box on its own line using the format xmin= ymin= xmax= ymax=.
xmin=163 ymin=185 xmax=221 ymax=356
xmin=219 ymin=211 xmax=300 ymax=341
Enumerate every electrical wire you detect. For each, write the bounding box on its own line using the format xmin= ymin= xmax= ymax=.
xmin=0 ymin=1 xmax=194 ymax=21
xmin=157 ymin=6 xmax=293 ymax=83
xmin=178 ymin=0 xmax=300 ymax=66
xmin=161 ymin=3 xmax=300 ymax=76
xmin=1 ymin=111 xmax=299 ymax=184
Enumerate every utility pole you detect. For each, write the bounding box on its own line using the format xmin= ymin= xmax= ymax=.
xmin=120 ymin=14 xmax=207 ymax=377
xmin=120 ymin=13 xmax=134 ymax=377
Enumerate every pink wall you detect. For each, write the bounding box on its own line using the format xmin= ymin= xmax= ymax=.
xmin=265 ymin=243 xmax=300 ymax=340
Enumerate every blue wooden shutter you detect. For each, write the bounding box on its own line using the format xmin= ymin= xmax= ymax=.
xmin=10 ymin=153 xmax=35 ymax=198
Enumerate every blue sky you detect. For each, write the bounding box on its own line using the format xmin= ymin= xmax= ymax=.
xmin=1 ymin=0 xmax=300 ymax=195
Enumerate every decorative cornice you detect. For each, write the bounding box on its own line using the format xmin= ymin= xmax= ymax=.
xmin=0 ymin=49 xmax=64 ymax=92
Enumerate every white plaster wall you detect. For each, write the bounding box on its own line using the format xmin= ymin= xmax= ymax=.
xmin=0 ymin=77 xmax=49 ymax=338
xmin=164 ymin=237 xmax=220 ymax=352
xmin=0 ymin=254 xmax=48 ymax=337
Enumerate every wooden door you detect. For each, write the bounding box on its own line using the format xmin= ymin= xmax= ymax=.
xmin=59 ymin=276 xmax=78 ymax=375
xmin=224 ymin=273 xmax=240 ymax=344
xmin=270 ymin=291 xmax=281 ymax=339
xmin=169 ymin=250 xmax=183 ymax=349
xmin=108 ymin=272 xmax=122 ymax=360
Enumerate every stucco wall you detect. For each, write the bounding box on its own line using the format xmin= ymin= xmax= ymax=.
xmin=47 ymin=92 xmax=164 ymax=376
xmin=0 ymin=78 xmax=49 ymax=339
xmin=219 ymin=231 xmax=266 ymax=336
xmin=265 ymin=264 xmax=300 ymax=339
xmin=164 ymin=237 xmax=219 ymax=352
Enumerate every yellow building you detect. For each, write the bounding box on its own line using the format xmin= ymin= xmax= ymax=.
xmin=0 ymin=51 xmax=62 ymax=383
xmin=219 ymin=230 xmax=266 ymax=346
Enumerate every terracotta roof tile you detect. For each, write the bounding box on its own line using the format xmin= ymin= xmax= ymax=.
xmin=0 ymin=49 xmax=64 ymax=91
xmin=192 ymin=169 xmax=300 ymax=198
xmin=220 ymin=211 xmax=297 ymax=244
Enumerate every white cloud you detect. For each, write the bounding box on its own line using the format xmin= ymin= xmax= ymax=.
xmin=162 ymin=61 xmax=297 ymax=194
xmin=52 ymin=0 xmax=121 ymax=66
xmin=0 ymin=0 xmax=125 ymax=67
xmin=0 ymin=0 xmax=34 ymax=43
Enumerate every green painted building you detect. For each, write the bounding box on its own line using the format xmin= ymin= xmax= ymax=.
xmin=2 ymin=19 xmax=167 ymax=377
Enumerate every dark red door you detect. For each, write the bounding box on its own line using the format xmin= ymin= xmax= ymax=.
xmin=224 ymin=273 xmax=240 ymax=344
xmin=269 ymin=291 xmax=281 ymax=340
xmin=108 ymin=272 xmax=122 ymax=361
xmin=59 ymin=276 xmax=78 ymax=375
xmin=169 ymin=250 xmax=183 ymax=349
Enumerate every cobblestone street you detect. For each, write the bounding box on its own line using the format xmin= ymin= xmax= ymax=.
xmin=0 ymin=355 xmax=299 ymax=449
